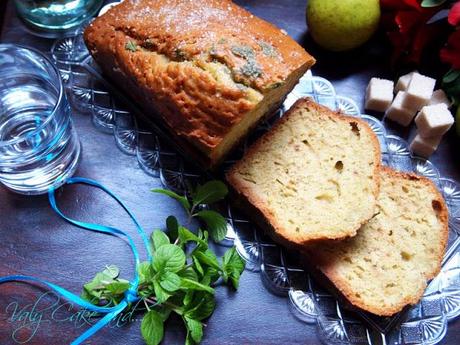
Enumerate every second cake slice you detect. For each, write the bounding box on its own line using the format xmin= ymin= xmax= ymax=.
xmin=226 ymin=98 xmax=381 ymax=246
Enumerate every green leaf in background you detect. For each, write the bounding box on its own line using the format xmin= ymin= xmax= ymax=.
xmin=152 ymin=244 xmax=186 ymax=273
xmin=443 ymin=69 xmax=460 ymax=84
xmin=191 ymin=181 xmax=228 ymax=206
xmin=166 ymin=215 xmax=179 ymax=241
xmin=421 ymin=0 xmax=447 ymax=7
xmin=184 ymin=317 xmax=203 ymax=343
xmin=152 ymin=188 xmax=191 ymax=211
xmin=195 ymin=210 xmax=228 ymax=242
xmin=141 ymin=310 xmax=164 ymax=345
xmin=222 ymin=247 xmax=245 ymax=289
xmin=152 ymin=230 xmax=170 ymax=251
xmin=159 ymin=271 xmax=181 ymax=292
xmin=180 ymin=278 xmax=215 ymax=294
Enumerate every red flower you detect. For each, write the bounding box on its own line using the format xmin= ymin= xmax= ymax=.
xmin=448 ymin=1 xmax=460 ymax=26
xmin=440 ymin=30 xmax=460 ymax=69
xmin=380 ymin=0 xmax=422 ymax=11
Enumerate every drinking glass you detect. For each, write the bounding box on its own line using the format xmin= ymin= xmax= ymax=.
xmin=14 ymin=0 xmax=103 ymax=35
xmin=0 ymin=44 xmax=81 ymax=195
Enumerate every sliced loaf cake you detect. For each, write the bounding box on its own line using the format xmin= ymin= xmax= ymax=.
xmin=304 ymin=167 xmax=449 ymax=316
xmin=226 ymin=98 xmax=381 ymax=246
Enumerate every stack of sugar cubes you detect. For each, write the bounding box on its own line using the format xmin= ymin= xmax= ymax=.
xmin=365 ymin=72 xmax=454 ymax=158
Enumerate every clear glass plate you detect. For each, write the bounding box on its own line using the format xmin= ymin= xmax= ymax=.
xmin=50 ymin=31 xmax=460 ymax=345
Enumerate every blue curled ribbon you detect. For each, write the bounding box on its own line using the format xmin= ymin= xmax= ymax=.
xmin=0 ymin=177 xmax=153 ymax=344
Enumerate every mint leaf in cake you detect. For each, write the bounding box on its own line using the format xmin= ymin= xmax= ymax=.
xmin=231 ymin=45 xmax=256 ymax=59
xmin=239 ymin=60 xmax=263 ymax=79
xmin=257 ymin=40 xmax=279 ymax=57
xmin=125 ymin=40 xmax=138 ymax=52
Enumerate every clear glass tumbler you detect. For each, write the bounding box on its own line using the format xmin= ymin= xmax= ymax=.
xmin=0 ymin=44 xmax=81 ymax=195
xmin=14 ymin=0 xmax=103 ymax=35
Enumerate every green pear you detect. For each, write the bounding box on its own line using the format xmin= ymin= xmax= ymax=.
xmin=306 ymin=0 xmax=381 ymax=52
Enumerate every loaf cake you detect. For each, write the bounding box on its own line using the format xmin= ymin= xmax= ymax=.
xmin=84 ymin=0 xmax=315 ymax=167
xmin=226 ymin=98 xmax=381 ymax=246
xmin=304 ymin=167 xmax=448 ymax=316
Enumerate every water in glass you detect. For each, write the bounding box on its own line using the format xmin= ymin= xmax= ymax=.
xmin=0 ymin=45 xmax=80 ymax=194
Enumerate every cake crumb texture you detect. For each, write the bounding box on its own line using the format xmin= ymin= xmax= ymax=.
xmin=227 ymin=98 xmax=381 ymax=245
xmin=305 ymin=167 xmax=449 ymax=316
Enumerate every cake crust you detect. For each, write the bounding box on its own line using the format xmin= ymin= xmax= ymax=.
xmin=84 ymin=0 xmax=315 ymax=167
xmin=226 ymin=98 xmax=382 ymax=246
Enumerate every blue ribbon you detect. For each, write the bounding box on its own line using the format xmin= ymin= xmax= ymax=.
xmin=0 ymin=177 xmax=153 ymax=344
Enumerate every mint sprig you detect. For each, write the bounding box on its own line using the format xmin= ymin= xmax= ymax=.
xmin=81 ymin=181 xmax=245 ymax=345
xmin=153 ymin=181 xmax=229 ymax=242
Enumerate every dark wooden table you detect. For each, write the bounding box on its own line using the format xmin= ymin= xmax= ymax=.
xmin=0 ymin=1 xmax=459 ymax=344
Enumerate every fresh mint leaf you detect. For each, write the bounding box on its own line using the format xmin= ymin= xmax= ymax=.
xmin=152 ymin=188 xmax=191 ymax=211
xmin=152 ymin=244 xmax=186 ymax=273
xmin=166 ymin=215 xmax=179 ymax=241
xmin=153 ymin=280 xmax=172 ymax=303
xmin=180 ymin=278 xmax=215 ymax=294
xmin=183 ymin=290 xmax=194 ymax=307
xmin=201 ymin=267 xmax=220 ymax=286
xmin=106 ymin=280 xmax=130 ymax=295
xmin=222 ymin=247 xmax=245 ymax=289
xmin=82 ymin=265 xmax=121 ymax=301
xmin=192 ymin=181 xmax=228 ymax=206
xmin=138 ymin=261 xmax=154 ymax=284
xmin=103 ymin=265 xmax=120 ymax=279
xmin=421 ymin=0 xmax=447 ymax=7
xmin=125 ymin=41 xmax=138 ymax=52
xmin=192 ymin=255 xmax=204 ymax=276
xmin=178 ymin=226 xmax=205 ymax=246
xmin=152 ymin=230 xmax=170 ymax=251
xmin=195 ymin=210 xmax=228 ymax=242
xmin=141 ymin=310 xmax=164 ymax=345
xmin=184 ymin=317 xmax=203 ymax=343
xmin=184 ymin=292 xmax=216 ymax=320
xmin=159 ymin=271 xmax=181 ymax=292
xmin=193 ymin=250 xmax=220 ymax=271
xmin=179 ymin=266 xmax=199 ymax=282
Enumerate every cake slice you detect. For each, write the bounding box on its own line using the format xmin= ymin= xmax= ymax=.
xmin=304 ymin=167 xmax=449 ymax=316
xmin=226 ymin=98 xmax=381 ymax=246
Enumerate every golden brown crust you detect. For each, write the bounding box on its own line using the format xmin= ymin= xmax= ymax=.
xmin=305 ymin=166 xmax=449 ymax=316
xmin=226 ymin=98 xmax=382 ymax=246
xmin=83 ymin=0 xmax=315 ymax=166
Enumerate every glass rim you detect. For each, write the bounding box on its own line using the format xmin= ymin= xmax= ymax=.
xmin=0 ymin=43 xmax=65 ymax=147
